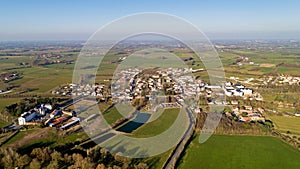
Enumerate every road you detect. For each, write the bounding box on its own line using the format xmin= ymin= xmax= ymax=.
xmin=163 ymin=105 xmax=195 ymax=169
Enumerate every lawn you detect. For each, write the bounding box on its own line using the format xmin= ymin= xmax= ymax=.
xmin=178 ymin=134 xmax=300 ymax=169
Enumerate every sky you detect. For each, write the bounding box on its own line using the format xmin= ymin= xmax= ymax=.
xmin=1 ymin=0 xmax=300 ymax=40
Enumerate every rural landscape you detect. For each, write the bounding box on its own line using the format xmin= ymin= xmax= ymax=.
xmin=1 ymin=0 xmax=300 ymax=169
xmin=0 ymin=39 xmax=299 ymax=169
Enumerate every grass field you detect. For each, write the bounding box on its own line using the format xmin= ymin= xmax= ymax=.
xmin=102 ymin=106 xmax=124 ymax=125
xmin=56 ymin=130 xmax=89 ymax=145
xmin=3 ymin=127 xmax=88 ymax=150
xmin=0 ymin=120 xmax=8 ymax=128
xmin=3 ymin=128 xmax=39 ymax=146
xmin=12 ymin=66 xmax=73 ymax=93
xmin=266 ymin=115 xmax=300 ymax=134
xmin=178 ymin=134 xmax=300 ymax=169
xmin=142 ymin=149 xmax=174 ymax=169
xmin=0 ymin=97 xmax=21 ymax=107
xmin=132 ymin=108 xmax=180 ymax=137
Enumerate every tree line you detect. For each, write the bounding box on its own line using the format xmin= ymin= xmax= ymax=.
xmin=0 ymin=146 xmax=149 ymax=169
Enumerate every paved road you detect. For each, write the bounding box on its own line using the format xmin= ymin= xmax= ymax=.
xmin=163 ymin=106 xmax=195 ymax=169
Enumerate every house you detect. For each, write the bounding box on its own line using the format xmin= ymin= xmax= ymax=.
xmin=233 ymin=90 xmax=243 ymax=97
xmin=235 ymin=84 xmax=245 ymax=89
xmin=224 ymin=90 xmax=233 ymax=96
xmin=250 ymin=116 xmax=265 ymax=122
xmin=244 ymin=106 xmax=252 ymax=111
xmin=225 ymin=86 xmax=235 ymax=90
xmin=232 ymin=105 xmax=239 ymax=111
xmin=205 ymin=85 xmax=222 ymax=89
xmin=152 ymin=74 xmax=160 ymax=79
xmin=225 ymin=112 xmax=232 ymax=117
xmin=195 ymin=108 xmax=201 ymax=113
xmin=241 ymin=88 xmax=253 ymax=96
xmin=225 ymin=82 xmax=233 ymax=86
xmin=257 ymin=107 xmax=264 ymax=113
xmin=231 ymin=100 xmax=238 ymax=105
xmin=255 ymin=97 xmax=263 ymax=101
xmin=238 ymin=116 xmax=251 ymax=122
xmin=18 ymin=110 xmax=37 ymax=125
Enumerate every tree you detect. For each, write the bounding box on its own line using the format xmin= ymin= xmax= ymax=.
xmin=0 ymin=147 xmax=19 ymax=168
xmin=96 ymin=163 xmax=106 ymax=169
xmin=241 ymin=112 xmax=248 ymax=117
xmin=81 ymin=157 xmax=96 ymax=169
xmin=112 ymin=165 xmax=121 ymax=169
xmin=134 ymin=162 xmax=148 ymax=169
xmin=69 ymin=155 xmax=96 ymax=169
xmin=47 ymin=160 xmax=59 ymax=169
xmin=30 ymin=147 xmax=51 ymax=164
xmin=29 ymin=158 xmax=41 ymax=169
xmin=224 ymin=107 xmax=232 ymax=113
xmin=17 ymin=154 xmax=31 ymax=168
xmin=63 ymin=154 xmax=72 ymax=164
xmin=50 ymin=151 xmax=62 ymax=162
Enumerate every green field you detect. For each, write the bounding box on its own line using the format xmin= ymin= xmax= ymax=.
xmin=178 ymin=135 xmax=300 ymax=169
xmin=12 ymin=66 xmax=73 ymax=93
xmin=266 ymin=115 xmax=300 ymax=134
xmin=102 ymin=106 xmax=124 ymax=125
xmin=0 ymin=98 xmax=21 ymax=125
xmin=2 ymin=129 xmax=37 ymax=146
xmin=132 ymin=108 xmax=180 ymax=137
xmin=0 ymin=98 xmax=21 ymax=111
xmin=142 ymin=149 xmax=174 ymax=169
xmin=0 ymin=120 xmax=8 ymax=128
xmin=2 ymin=48 xmax=299 ymax=96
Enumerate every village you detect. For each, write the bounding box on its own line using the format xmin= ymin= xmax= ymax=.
xmin=10 ymin=64 xmax=279 ymax=133
xmin=20 ymin=59 xmax=300 ymax=130
xmin=111 ymin=67 xmax=267 ymax=123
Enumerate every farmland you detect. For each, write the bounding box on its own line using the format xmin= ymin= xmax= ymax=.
xmin=178 ymin=135 xmax=300 ymax=169
xmin=266 ymin=115 xmax=300 ymax=134
xmin=0 ymin=40 xmax=300 ymax=169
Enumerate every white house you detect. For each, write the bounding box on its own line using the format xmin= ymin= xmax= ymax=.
xmin=18 ymin=111 xmax=37 ymax=125
xmin=250 ymin=116 xmax=265 ymax=122
xmin=235 ymin=84 xmax=245 ymax=89
xmin=233 ymin=90 xmax=243 ymax=97
xmin=224 ymin=90 xmax=233 ymax=96
xmin=241 ymin=88 xmax=253 ymax=96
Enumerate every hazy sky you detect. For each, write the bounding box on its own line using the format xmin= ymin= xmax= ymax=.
xmin=1 ymin=0 xmax=300 ymax=40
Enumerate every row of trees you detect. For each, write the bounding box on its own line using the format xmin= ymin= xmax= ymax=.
xmin=0 ymin=146 xmax=149 ymax=169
